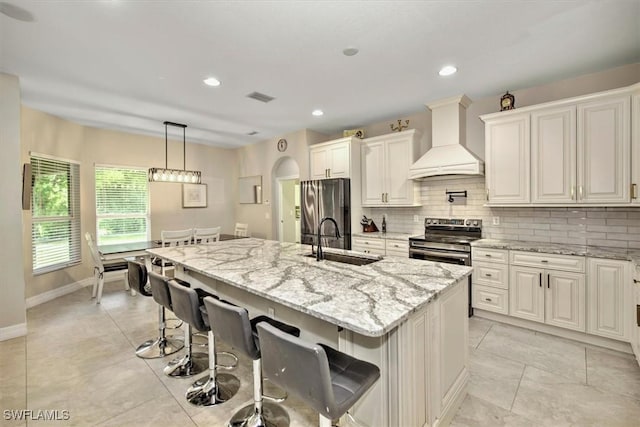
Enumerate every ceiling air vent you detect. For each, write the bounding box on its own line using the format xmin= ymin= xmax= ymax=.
xmin=247 ymin=131 xmax=259 ymax=136
xmin=247 ymin=91 xmax=275 ymax=103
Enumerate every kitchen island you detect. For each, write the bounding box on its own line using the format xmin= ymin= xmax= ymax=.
xmin=147 ymin=238 xmax=472 ymax=426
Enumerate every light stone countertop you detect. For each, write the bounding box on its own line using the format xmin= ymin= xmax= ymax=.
xmin=353 ymin=232 xmax=416 ymax=241
xmin=472 ymin=239 xmax=640 ymax=265
xmin=147 ymin=238 xmax=472 ymax=337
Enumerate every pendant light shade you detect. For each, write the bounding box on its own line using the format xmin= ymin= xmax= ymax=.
xmin=148 ymin=121 xmax=202 ymax=183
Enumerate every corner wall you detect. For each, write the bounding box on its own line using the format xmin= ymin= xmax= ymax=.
xmin=0 ymin=73 xmax=27 ymax=339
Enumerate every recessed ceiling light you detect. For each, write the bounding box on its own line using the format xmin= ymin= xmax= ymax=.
xmin=203 ymin=77 xmax=221 ymax=87
xmin=439 ymin=65 xmax=457 ymax=76
xmin=343 ymin=47 xmax=359 ymax=57
xmin=312 ymin=109 xmax=324 ymax=117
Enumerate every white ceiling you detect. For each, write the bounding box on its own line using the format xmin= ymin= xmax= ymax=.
xmin=1 ymin=1 xmax=638 ymax=148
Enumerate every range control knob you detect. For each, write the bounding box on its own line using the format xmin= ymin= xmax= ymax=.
xmin=473 ymin=220 xmax=479 ymax=226
xmin=426 ymin=219 xmax=431 ymax=224
xmin=465 ymin=219 xmax=471 ymax=226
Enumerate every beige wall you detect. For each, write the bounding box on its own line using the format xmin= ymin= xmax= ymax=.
xmin=0 ymin=74 xmax=27 ymax=334
xmin=21 ymin=108 xmax=238 ymax=298
xmin=236 ymin=128 xmax=327 ymax=239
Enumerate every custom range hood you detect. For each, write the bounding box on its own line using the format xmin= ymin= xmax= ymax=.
xmin=408 ymin=95 xmax=484 ymax=179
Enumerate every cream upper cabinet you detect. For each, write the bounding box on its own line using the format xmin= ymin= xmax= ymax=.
xmin=309 ymin=137 xmax=354 ymax=180
xmin=484 ymin=114 xmax=530 ymax=204
xmin=630 ymin=85 xmax=640 ymax=203
xmin=531 ymin=106 xmax=577 ymax=203
xmin=361 ymin=129 xmax=420 ymax=207
xmin=587 ymin=258 xmax=631 ymax=341
xmin=577 ymin=95 xmax=630 ymax=203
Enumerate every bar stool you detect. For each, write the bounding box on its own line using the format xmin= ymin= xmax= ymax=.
xmin=204 ymin=297 xmax=300 ymax=427
xmin=257 ymin=322 xmax=380 ymax=427
xmin=135 ymin=270 xmax=185 ymax=358
xmin=167 ymin=281 xmax=240 ymax=406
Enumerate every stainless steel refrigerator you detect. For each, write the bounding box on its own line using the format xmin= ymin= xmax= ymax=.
xmin=300 ymin=178 xmax=351 ymax=250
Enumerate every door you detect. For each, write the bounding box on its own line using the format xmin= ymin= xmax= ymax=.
xmin=278 ymin=178 xmax=299 ymax=243
xmin=385 ymin=137 xmax=413 ymax=204
xmin=577 ymin=95 xmax=630 ymax=203
xmin=531 ymin=106 xmax=576 ymax=203
xmin=509 ymin=266 xmax=544 ymax=323
xmin=361 ymin=141 xmax=386 ymax=205
xmin=485 ymin=114 xmax=530 ymax=204
xmin=310 ymin=147 xmax=329 ymax=179
xmin=317 ymin=179 xmax=350 ymax=249
xmin=545 ymin=271 xmax=585 ymax=332
xmin=587 ymin=258 xmax=629 ymax=340
xmin=328 ymin=143 xmax=350 ymax=178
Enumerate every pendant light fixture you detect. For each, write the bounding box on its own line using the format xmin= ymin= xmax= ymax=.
xmin=148 ymin=121 xmax=202 ymax=184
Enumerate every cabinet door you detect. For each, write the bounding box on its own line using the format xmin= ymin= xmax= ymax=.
xmin=485 ymin=115 xmax=530 ymax=204
xmin=310 ymin=147 xmax=329 ymax=179
xmin=545 ymin=271 xmax=585 ymax=332
xmin=328 ymin=142 xmax=350 ymax=178
xmin=577 ymin=95 xmax=630 ymax=203
xmin=361 ymin=141 xmax=386 ymax=206
xmin=385 ymin=137 xmax=414 ymax=205
xmin=587 ymin=258 xmax=629 ymax=341
xmin=509 ymin=266 xmax=544 ymax=323
xmin=632 ymin=91 xmax=640 ymax=204
xmin=531 ymin=106 xmax=577 ymax=203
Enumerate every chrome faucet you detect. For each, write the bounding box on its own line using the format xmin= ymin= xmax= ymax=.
xmin=316 ymin=217 xmax=341 ymax=261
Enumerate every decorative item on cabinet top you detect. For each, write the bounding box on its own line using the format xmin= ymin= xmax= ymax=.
xmin=343 ymin=128 xmax=364 ymax=138
xmin=500 ymin=91 xmax=515 ymax=111
xmin=390 ymin=119 xmax=409 ymax=132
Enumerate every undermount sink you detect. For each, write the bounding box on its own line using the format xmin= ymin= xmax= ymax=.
xmin=304 ymin=252 xmax=382 ymax=266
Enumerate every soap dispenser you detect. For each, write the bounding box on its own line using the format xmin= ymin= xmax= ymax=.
xmin=381 ymin=215 xmax=387 ymax=233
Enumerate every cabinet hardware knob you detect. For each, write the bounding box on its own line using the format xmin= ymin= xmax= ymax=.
xmin=632 ymin=183 xmax=638 ymax=200
xmin=485 ymin=298 xmax=493 ymax=302
xmin=634 ymin=279 xmax=639 ymax=284
xmin=485 ymin=254 xmax=491 ymax=257
xmin=547 ymin=273 xmax=550 ymax=289
xmin=579 ymin=186 xmax=583 ymax=200
xmin=485 ymin=273 xmax=492 ymax=277
xmin=571 ymin=186 xmax=575 ymax=200
xmin=539 ymin=272 xmax=542 ymax=287
xmin=541 ymin=260 xmax=548 ymax=263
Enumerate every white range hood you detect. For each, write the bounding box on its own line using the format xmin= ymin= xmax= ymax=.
xmin=408 ymin=95 xmax=484 ymax=179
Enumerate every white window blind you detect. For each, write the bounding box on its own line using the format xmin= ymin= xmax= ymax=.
xmin=95 ymin=166 xmax=149 ymax=245
xmin=31 ymin=155 xmax=81 ymax=274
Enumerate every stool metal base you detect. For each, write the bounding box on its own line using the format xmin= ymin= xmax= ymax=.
xmin=185 ymin=372 xmax=240 ymax=407
xmin=135 ymin=336 xmax=184 ymax=359
xmin=164 ymin=352 xmax=208 ymax=378
xmin=228 ymin=401 xmax=290 ymax=427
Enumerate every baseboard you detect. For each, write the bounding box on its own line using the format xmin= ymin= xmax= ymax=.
xmin=475 ymin=309 xmax=633 ymax=354
xmin=25 ymin=277 xmax=93 ymax=309
xmin=0 ymin=322 xmax=27 ymax=341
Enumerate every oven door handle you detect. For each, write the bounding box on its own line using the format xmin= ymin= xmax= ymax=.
xmin=410 ymin=249 xmax=470 ymax=261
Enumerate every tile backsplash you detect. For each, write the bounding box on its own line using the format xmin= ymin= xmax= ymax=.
xmin=362 ymin=176 xmax=640 ymax=249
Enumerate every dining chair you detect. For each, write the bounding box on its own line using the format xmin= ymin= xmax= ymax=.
xmin=85 ymin=232 xmax=131 ymax=304
xmin=193 ymin=227 xmax=221 ymax=243
xmin=159 ymin=228 xmax=193 ymax=275
xmin=234 ymin=223 xmax=249 ymax=237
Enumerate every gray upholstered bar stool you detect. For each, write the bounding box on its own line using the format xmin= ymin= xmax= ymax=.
xmin=257 ymin=322 xmax=380 ymax=427
xmin=167 ymin=281 xmax=240 ymax=406
xmin=135 ymin=270 xmax=185 ymax=358
xmin=204 ymin=297 xmax=301 ymax=427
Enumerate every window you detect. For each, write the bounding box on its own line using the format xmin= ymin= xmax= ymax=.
xmin=31 ymin=154 xmax=81 ymax=274
xmin=95 ymin=166 xmax=149 ymax=245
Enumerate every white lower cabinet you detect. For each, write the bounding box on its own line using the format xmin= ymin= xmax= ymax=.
xmin=385 ymin=238 xmax=409 ymax=257
xmin=352 ymin=236 xmax=385 ymax=256
xmin=509 ymin=252 xmax=585 ymax=332
xmin=471 ymin=248 xmax=509 ymax=315
xmin=587 ymin=258 xmax=631 ymax=341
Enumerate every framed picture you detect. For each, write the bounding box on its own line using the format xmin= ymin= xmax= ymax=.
xmin=182 ymin=183 xmax=207 ymax=208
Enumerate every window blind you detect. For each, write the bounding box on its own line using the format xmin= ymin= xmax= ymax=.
xmin=95 ymin=166 xmax=149 ymax=245
xmin=31 ymin=155 xmax=81 ymax=274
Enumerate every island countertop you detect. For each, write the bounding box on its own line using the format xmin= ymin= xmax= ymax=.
xmin=147 ymin=238 xmax=472 ymax=337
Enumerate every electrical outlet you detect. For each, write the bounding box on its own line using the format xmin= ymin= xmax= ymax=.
xmin=413 ymin=215 xmax=420 ymax=223
xmin=492 ymin=216 xmax=500 ymax=226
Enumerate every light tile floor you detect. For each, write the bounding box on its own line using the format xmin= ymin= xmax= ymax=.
xmin=1 ymin=282 xmax=639 ymax=426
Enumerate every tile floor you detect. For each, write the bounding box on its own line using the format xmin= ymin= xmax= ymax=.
xmin=1 ymin=281 xmax=639 ymax=426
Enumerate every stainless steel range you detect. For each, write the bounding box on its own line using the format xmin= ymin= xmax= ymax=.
xmin=409 ymin=218 xmax=482 ymax=316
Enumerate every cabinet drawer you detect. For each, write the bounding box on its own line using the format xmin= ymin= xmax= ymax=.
xmin=473 ymin=261 xmax=508 ymax=289
xmin=353 ymin=237 xmax=385 ymax=256
xmin=472 ymin=248 xmax=508 ymax=264
xmin=473 ymin=285 xmax=509 ymax=315
xmin=510 ymin=251 xmax=585 ymax=272
xmin=385 ymin=240 xmax=408 ymax=257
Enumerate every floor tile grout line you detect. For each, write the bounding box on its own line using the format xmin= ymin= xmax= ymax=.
xmin=509 ymin=363 xmax=527 ymax=412
xmin=474 ymin=323 xmax=493 ymax=349
xmin=584 ymin=347 xmax=588 ymax=385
